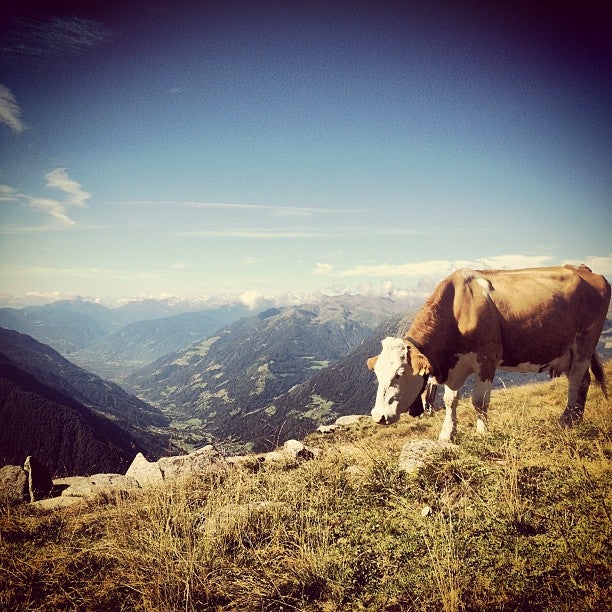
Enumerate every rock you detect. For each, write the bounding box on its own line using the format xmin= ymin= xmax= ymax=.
xmin=125 ymin=453 xmax=164 ymax=487
xmin=263 ymin=450 xmax=288 ymax=464
xmin=31 ymin=495 xmax=84 ymax=510
xmin=126 ymin=446 xmax=227 ymax=487
xmin=226 ymin=455 xmax=265 ymax=471
xmin=282 ymin=439 xmax=314 ymax=460
xmin=24 ymin=456 xmax=53 ymax=502
xmin=334 ymin=415 xmax=369 ymax=426
xmin=0 ymin=465 xmax=29 ymax=506
xmin=158 ymin=445 xmax=226 ymax=481
xmin=60 ymin=474 xmax=136 ymax=498
xmin=421 ymin=505 xmax=433 ymax=517
xmin=263 ymin=441 xmax=316 ymax=466
xmin=398 ymin=439 xmax=458 ymax=474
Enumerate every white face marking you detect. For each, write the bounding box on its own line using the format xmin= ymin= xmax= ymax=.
xmin=371 ymin=337 xmax=424 ymax=424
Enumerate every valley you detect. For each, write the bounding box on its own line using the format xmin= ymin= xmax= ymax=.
xmin=1 ymin=293 xmax=610 ymax=472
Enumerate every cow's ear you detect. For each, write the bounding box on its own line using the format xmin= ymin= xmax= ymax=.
xmin=409 ymin=348 xmax=431 ymax=377
xmin=367 ymin=356 xmax=378 ymax=370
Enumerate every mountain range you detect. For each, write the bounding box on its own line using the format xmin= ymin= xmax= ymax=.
xmin=1 ymin=292 xmax=609 ymax=469
xmin=123 ymin=296 xmax=419 ymax=452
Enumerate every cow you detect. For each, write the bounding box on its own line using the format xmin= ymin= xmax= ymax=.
xmin=367 ymin=265 xmax=610 ymax=442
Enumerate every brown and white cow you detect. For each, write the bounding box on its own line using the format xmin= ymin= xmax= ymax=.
xmin=368 ymin=265 xmax=610 ymax=441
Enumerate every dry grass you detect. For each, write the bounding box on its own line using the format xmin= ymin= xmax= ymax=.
xmin=1 ymin=364 xmax=611 ymax=611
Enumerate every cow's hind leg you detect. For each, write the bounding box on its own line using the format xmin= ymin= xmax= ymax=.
xmin=472 ymin=378 xmax=492 ymax=434
xmin=439 ymin=386 xmax=459 ymax=442
xmin=560 ymin=360 xmax=591 ymax=427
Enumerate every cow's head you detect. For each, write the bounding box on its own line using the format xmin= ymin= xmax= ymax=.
xmin=368 ymin=337 xmax=427 ymax=425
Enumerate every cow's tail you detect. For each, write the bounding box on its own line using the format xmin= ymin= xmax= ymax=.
xmin=591 ymin=352 xmax=608 ymax=398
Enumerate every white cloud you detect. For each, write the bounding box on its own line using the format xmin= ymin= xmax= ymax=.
xmin=313 ymin=262 xmax=333 ymax=275
xmin=338 ymin=259 xmax=460 ymax=278
xmin=382 ymin=280 xmax=394 ymax=295
xmin=337 ymin=254 xmax=569 ymax=280
xmin=45 ymin=168 xmax=91 ymax=206
xmin=477 ymin=254 xmax=554 ymax=270
xmin=26 ymin=197 xmax=75 ymax=225
xmin=5 ymin=169 xmax=91 ymax=226
xmin=0 ymin=185 xmax=20 ymax=201
xmin=0 ymin=84 xmax=24 ymax=133
xmin=572 ymin=255 xmax=612 ymax=277
xmin=240 ymin=289 xmax=260 ymax=310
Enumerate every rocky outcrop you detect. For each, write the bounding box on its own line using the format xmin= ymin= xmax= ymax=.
xmin=125 ymin=453 xmax=164 ymax=487
xmin=0 ymin=465 xmax=29 ymax=506
xmin=126 ymin=445 xmax=227 ymax=487
xmin=8 ymin=415 xmax=458 ymax=512
xmin=1 ymin=456 xmax=55 ymax=506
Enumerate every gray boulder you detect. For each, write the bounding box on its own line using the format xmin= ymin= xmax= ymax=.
xmin=158 ymin=445 xmax=226 ymax=481
xmin=0 ymin=465 xmax=29 ymax=506
xmin=60 ymin=474 xmax=136 ymax=498
xmin=125 ymin=453 xmax=164 ymax=487
xmin=398 ymin=439 xmax=458 ymax=474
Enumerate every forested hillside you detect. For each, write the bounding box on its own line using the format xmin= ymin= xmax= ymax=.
xmin=0 ymin=328 xmax=170 ymax=457
xmin=0 ymin=353 xmax=144 ymax=476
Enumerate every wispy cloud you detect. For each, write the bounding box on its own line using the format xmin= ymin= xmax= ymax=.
xmin=337 ymin=260 xmax=464 ymax=278
xmin=0 ymin=84 xmax=24 ymax=133
xmin=336 ymin=254 xmax=558 ymax=279
xmin=1 ymin=169 xmax=91 ymax=226
xmin=118 ymin=200 xmax=350 ymax=216
xmin=44 ymin=168 xmax=91 ymax=207
xmin=313 ymin=262 xmax=333 ymax=275
xmin=576 ymin=254 xmax=612 ymax=277
xmin=1 ymin=17 xmax=109 ymax=58
xmin=26 ymin=197 xmax=76 ymax=225
xmin=479 ymin=254 xmax=554 ymax=269
xmin=181 ymin=228 xmax=323 ymax=239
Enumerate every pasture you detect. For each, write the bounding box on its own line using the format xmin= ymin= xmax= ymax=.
xmin=1 ymin=364 xmax=611 ymax=611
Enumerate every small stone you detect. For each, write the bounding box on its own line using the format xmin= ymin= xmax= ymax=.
xmin=421 ymin=505 xmax=433 ymax=517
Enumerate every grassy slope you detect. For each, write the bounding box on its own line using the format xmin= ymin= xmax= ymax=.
xmin=1 ymin=364 xmax=611 ymax=611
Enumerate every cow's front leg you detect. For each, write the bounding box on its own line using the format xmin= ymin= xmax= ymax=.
xmin=472 ymin=378 xmax=492 ymax=434
xmin=560 ymin=362 xmax=590 ymax=427
xmin=439 ymin=386 xmax=459 ymax=442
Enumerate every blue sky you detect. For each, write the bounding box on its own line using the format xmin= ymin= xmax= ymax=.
xmin=1 ymin=1 xmax=610 ymax=307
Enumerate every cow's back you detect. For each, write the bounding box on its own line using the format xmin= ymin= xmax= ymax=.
xmin=465 ymin=265 xmax=609 ymax=367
